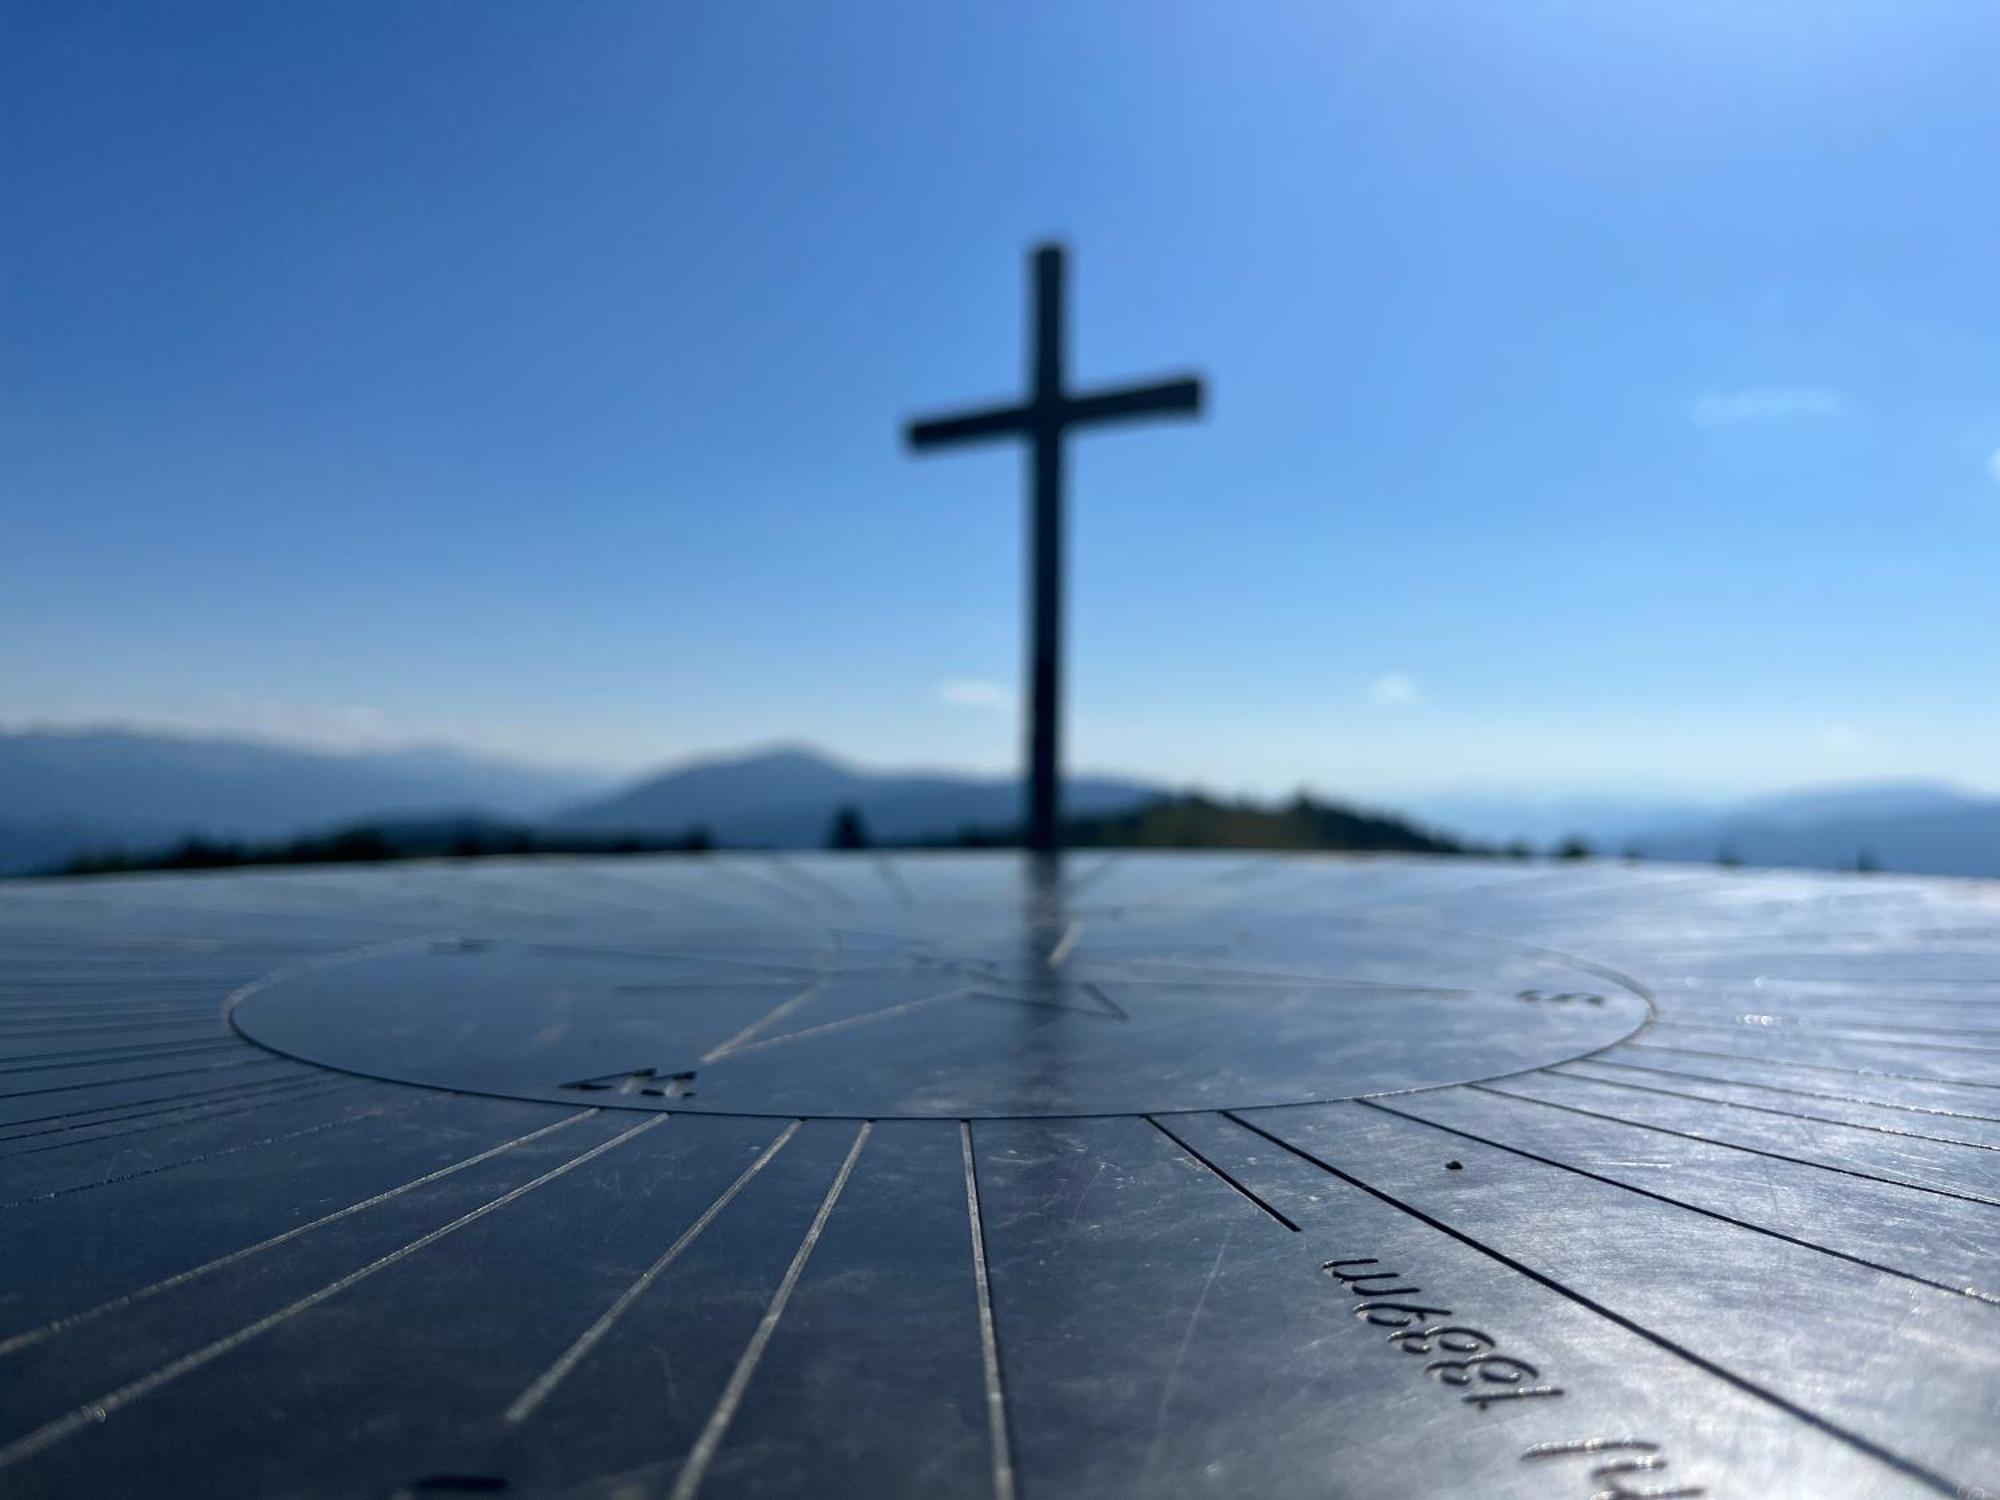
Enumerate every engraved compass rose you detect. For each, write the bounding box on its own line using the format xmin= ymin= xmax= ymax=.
xmin=231 ymin=905 xmax=1647 ymax=1120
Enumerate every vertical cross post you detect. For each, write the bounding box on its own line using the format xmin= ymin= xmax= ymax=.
xmin=905 ymin=243 xmax=1205 ymax=855
xmin=1027 ymin=246 xmax=1066 ymax=855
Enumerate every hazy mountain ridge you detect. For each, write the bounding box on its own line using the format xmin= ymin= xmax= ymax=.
xmin=7 ymin=729 xmax=1999 ymax=879
xmin=1628 ymin=780 xmax=2000 ymax=874
xmin=1405 ymin=792 xmax=1714 ymax=848
xmin=0 ymin=733 xmax=1163 ymax=872
xmin=557 ymin=744 xmax=1163 ymax=846
xmin=1712 ymin=779 xmax=1976 ymax=830
xmin=1410 ymin=779 xmax=1993 ymax=871
xmin=0 ymin=729 xmax=613 ymax=873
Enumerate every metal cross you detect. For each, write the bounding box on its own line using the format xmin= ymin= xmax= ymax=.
xmin=904 ymin=242 xmax=1206 ymax=854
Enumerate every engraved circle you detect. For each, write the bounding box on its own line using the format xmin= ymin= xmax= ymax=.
xmin=230 ymin=871 xmax=1651 ymax=1118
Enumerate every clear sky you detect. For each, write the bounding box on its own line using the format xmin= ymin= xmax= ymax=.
xmin=8 ymin=2 xmax=2000 ymax=802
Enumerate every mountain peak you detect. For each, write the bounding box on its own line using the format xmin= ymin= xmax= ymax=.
xmin=561 ymin=744 xmax=1158 ymax=846
xmin=690 ymin=743 xmax=854 ymax=775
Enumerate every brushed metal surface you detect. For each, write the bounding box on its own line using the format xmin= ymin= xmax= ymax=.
xmin=1 ymin=852 xmax=1995 ymax=1497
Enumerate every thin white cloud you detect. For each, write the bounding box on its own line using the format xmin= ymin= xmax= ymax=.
xmin=938 ymin=677 xmax=1009 ymax=710
xmin=1690 ymin=385 xmax=1845 ymax=428
xmin=1368 ymin=672 xmax=1419 ymax=707
xmin=1986 ymin=447 xmax=2000 ymax=487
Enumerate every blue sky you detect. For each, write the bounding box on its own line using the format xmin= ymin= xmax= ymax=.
xmin=7 ymin=2 xmax=2000 ymax=802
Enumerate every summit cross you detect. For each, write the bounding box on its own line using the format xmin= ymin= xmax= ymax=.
xmin=904 ymin=242 xmax=1206 ymax=854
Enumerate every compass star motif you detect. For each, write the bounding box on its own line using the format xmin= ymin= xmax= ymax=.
xmin=678 ymin=923 xmax=1481 ymax=1067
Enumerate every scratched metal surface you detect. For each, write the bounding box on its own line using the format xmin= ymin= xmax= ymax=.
xmin=0 ymin=852 xmax=1995 ymax=1498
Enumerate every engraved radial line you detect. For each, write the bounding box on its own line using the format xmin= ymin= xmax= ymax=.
xmin=1356 ymin=1099 xmax=2000 ymax=1307
xmin=613 ymin=980 xmax=825 ymax=993
xmin=960 ymin=1122 xmax=1016 ymax=1500
xmin=1046 ymin=920 xmax=1083 ymax=969
xmin=0 ymin=1071 xmax=326 ymax=1137
xmin=715 ymin=986 xmax=977 ymax=1059
xmin=1118 ymin=960 xmax=1473 ymax=993
xmin=1089 ymin=977 xmax=1474 ymax=998
xmin=933 ymin=957 xmax=1005 ymax=985
xmin=1 ymin=1092 xmax=428 ymax=1200
xmin=706 ymin=864 xmax=818 ymax=913
xmin=0 ymin=1005 xmax=220 ymax=1023
xmin=0 ymin=1079 xmax=357 ymax=1155
xmin=669 ymin=1122 xmax=872 ymax=1500
xmin=1624 ymin=1040 xmax=2000 ymax=1092
xmin=0 ymin=994 xmax=229 ymax=1008
xmin=869 ymin=853 xmax=917 ymax=906
xmin=535 ymin=943 xmax=820 ymax=979
xmin=1219 ymin=1110 xmax=1966 ymax=1496
xmin=1471 ymin=1084 xmax=2000 ymax=1210
xmin=0 ymin=1106 xmax=593 ymax=1345
xmin=0 ymin=1019 xmax=214 ymax=1039
xmin=1081 ymin=982 xmax=1130 ymax=1021
xmin=504 ymin=1119 xmax=803 ymax=1424
xmin=0 ymin=1055 xmax=278 ymax=1103
xmin=1680 ymin=992 xmax=2000 ymax=1016
xmin=1061 ymin=855 xmax=1123 ymax=898
xmin=963 ymin=991 xmax=1124 ymax=1020
xmin=0 ymin=1045 xmax=245 ymax=1081
xmin=1663 ymin=1013 xmax=2000 ymax=1039
xmin=699 ymin=980 xmax=827 ymax=1064
xmin=0 ymin=1113 xmax=667 ymax=1473
xmin=1145 ymin=1115 xmax=1298 ymax=1231
xmin=756 ymin=855 xmax=855 ymax=910
xmin=1586 ymin=1056 xmax=2000 ymax=1125
xmin=0 ymin=1038 xmax=244 ymax=1074
xmin=827 ymin=927 xmax=935 ymax=950
xmin=1658 ymin=1019 xmax=2000 ymax=1058
xmin=1549 ymin=1068 xmax=2000 ymax=1151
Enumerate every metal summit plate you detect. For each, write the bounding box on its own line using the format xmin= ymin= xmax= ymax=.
xmin=2 ymin=851 xmax=1997 ymax=1498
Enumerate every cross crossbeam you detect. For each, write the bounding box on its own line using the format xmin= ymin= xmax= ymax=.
xmin=904 ymin=243 xmax=1206 ymax=854
xmin=906 ymin=377 xmax=1202 ymax=449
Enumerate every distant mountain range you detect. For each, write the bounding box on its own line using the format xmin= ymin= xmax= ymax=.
xmin=1404 ymin=792 xmax=1713 ymax=849
xmin=5 ymin=727 xmax=1999 ymax=880
xmin=0 ymin=731 xmax=1162 ymax=874
xmin=557 ymin=745 xmax=1161 ymax=847
xmin=0 ymin=729 xmax=611 ymax=874
xmin=1407 ymin=779 xmax=2000 ymax=872
xmin=1623 ymin=780 xmax=2000 ymax=875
